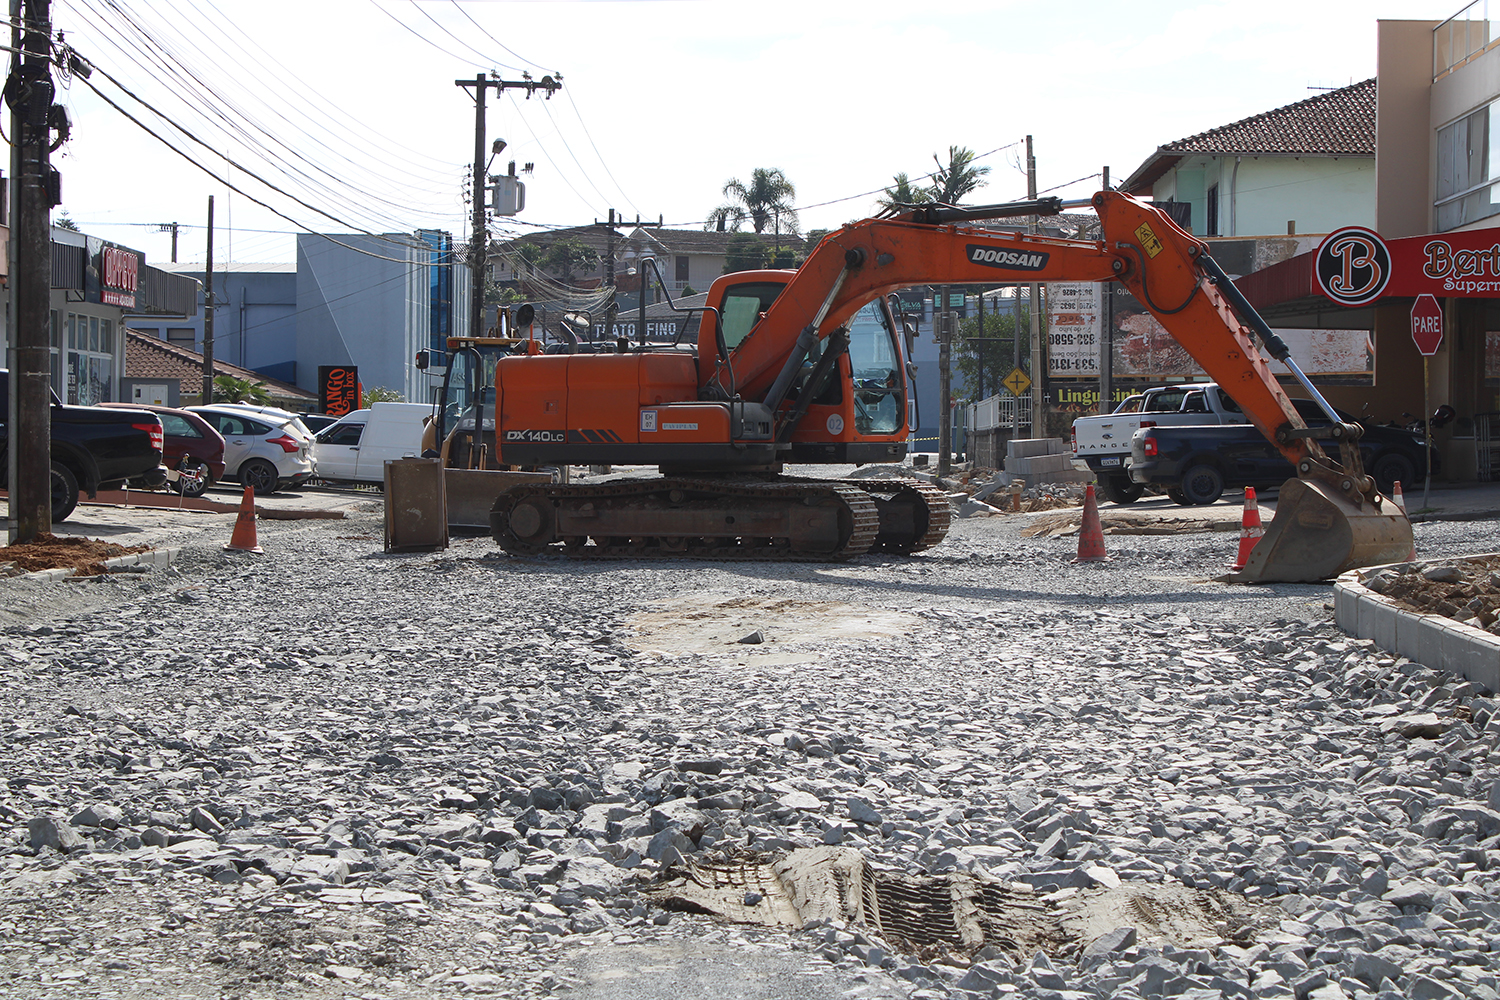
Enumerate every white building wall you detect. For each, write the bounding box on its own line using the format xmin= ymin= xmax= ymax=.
xmin=1154 ymin=155 xmax=1373 ymax=237
xmin=1228 ymin=157 xmax=1376 ymax=235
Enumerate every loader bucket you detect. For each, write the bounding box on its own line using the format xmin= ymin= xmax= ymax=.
xmin=1227 ymin=476 xmax=1415 ymax=584
xmin=445 ymin=468 xmax=553 ymax=531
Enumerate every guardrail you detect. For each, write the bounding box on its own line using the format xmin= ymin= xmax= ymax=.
xmin=1435 ymin=0 xmax=1499 ymax=80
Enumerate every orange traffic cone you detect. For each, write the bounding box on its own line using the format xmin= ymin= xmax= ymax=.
xmin=1392 ymin=481 xmax=1417 ymax=560
xmin=224 ymin=485 xmax=264 ymax=554
xmin=1072 ymin=484 xmax=1110 ymax=563
xmin=1229 ymin=487 xmax=1264 ymax=571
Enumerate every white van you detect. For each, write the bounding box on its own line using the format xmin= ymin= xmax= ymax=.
xmin=311 ymin=402 xmax=431 ymax=484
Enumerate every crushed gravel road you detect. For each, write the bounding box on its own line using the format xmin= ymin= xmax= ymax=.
xmin=3 ymin=484 xmax=1500 ymax=1000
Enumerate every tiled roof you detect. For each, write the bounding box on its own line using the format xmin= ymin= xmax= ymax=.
xmin=125 ymin=331 xmax=315 ymax=402
xmin=1124 ymin=78 xmax=1375 ymax=193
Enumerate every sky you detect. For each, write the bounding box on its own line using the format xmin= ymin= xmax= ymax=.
xmin=44 ymin=0 xmax=1467 ymax=271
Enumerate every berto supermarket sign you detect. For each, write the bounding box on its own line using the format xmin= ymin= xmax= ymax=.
xmin=1316 ymin=225 xmax=1500 ymax=304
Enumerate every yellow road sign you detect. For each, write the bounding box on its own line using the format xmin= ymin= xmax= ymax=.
xmin=1003 ymin=367 xmax=1032 ymax=397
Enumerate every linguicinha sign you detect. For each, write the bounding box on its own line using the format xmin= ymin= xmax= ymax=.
xmin=1315 ymin=224 xmax=1500 ymax=305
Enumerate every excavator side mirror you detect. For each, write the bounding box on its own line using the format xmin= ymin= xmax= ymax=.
xmin=514 ymin=303 xmax=535 ymax=328
xmin=903 ymin=322 xmax=917 ymax=358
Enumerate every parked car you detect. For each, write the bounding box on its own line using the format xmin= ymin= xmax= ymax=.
xmin=299 ymin=412 xmax=341 ymax=434
xmin=101 ymin=403 xmax=226 ymax=498
xmin=1071 ymin=383 xmax=1250 ymax=504
xmin=0 ymin=370 xmax=165 ymax=521
xmin=189 ymin=404 xmax=315 ymax=494
xmin=312 ymin=403 xmax=430 ymax=485
xmin=1128 ymin=398 xmax=1436 ymax=505
xmin=206 ymin=402 xmax=318 ymax=440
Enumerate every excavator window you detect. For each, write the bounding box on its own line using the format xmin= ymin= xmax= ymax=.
xmin=719 ymin=282 xmax=786 ymax=349
xmin=849 ymin=301 xmax=905 ymax=435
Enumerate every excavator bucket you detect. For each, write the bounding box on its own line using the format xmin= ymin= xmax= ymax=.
xmin=1228 ymin=477 xmax=1415 ymax=584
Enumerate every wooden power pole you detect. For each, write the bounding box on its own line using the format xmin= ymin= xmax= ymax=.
xmin=10 ymin=0 xmax=55 ymax=542
xmin=457 ymin=73 xmax=561 ymax=340
xmin=202 ymin=196 xmax=215 ymax=404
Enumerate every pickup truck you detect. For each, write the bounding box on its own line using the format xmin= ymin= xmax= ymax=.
xmin=0 ymin=370 xmax=166 ymax=522
xmin=1128 ymin=398 xmax=1434 ymax=505
xmin=1071 ymin=383 xmax=1249 ymax=503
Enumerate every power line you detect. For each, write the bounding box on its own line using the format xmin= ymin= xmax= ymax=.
xmin=73 ymin=68 xmax=443 ymax=265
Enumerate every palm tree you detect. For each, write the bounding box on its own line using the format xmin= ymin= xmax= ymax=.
xmin=707 ymin=168 xmax=799 ymax=236
xmin=212 ymin=375 xmax=272 ymax=404
xmin=878 ymin=172 xmax=936 ymax=211
xmin=930 ymin=146 xmax=990 ymax=205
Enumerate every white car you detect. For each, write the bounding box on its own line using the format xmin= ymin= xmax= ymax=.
xmin=189 ymin=403 xmax=316 ymax=494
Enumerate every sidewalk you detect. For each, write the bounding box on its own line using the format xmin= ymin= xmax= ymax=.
xmin=8 ymin=483 xmax=379 ymax=551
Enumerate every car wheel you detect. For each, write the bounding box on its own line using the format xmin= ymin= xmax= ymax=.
xmin=1099 ymin=474 xmax=1144 ymax=505
xmin=51 ymin=461 xmax=80 ymax=523
xmin=239 ymin=459 xmax=280 ymax=496
xmin=1165 ymin=487 xmax=1191 ymax=506
xmin=1179 ymin=464 xmax=1225 ymax=505
xmin=1372 ymin=452 xmax=1417 ymax=498
xmin=172 ymin=459 xmax=212 ymax=498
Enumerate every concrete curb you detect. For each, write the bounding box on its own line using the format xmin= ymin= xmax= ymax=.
xmin=1334 ymin=553 xmax=1500 ymax=692
xmin=14 ymin=546 xmax=181 ymax=584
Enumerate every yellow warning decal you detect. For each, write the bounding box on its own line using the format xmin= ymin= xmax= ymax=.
xmin=1134 ymin=223 xmax=1165 ymax=258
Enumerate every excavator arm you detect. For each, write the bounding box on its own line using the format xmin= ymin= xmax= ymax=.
xmin=725 ymin=190 xmax=1412 ymax=581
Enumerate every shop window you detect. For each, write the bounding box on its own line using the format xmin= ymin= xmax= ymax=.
xmin=64 ymin=310 xmax=115 ymax=404
xmin=1436 ymin=100 xmax=1500 ymax=231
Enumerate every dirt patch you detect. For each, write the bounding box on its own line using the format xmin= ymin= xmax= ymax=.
xmin=1364 ymin=554 xmax=1500 ymax=632
xmin=1023 ymin=509 xmax=1240 ymax=538
xmin=0 ymin=533 xmax=149 ymax=577
xmin=649 ymin=847 xmax=1275 ymax=964
xmin=626 ymin=595 xmax=919 ymax=658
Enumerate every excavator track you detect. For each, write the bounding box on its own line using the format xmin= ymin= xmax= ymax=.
xmin=491 ymin=478 xmax=881 ymax=561
xmin=823 ymin=479 xmax=951 ymax=554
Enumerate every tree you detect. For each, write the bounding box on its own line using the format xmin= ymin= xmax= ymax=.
xmin=954 ymin=306 xmax=1033 ymax=401
xmin=878 ymin=173 xmax=935 ymax=211
xmin=212 ymin=375 xmax=272 ymax=404
xmin=931 ymin=146 xmax=990 ymax=205
xmin=707 ymin=168 xmax=799 ymax=236
xmin=540 ymin=238 xmax=599 ymax=283
xmin=54 ymin=211 xmax=80 ymax=231
xmin=722 ymin=233 xmax=768 ymax=274
xmin=362 ymin=386 xmax=404 ymax=407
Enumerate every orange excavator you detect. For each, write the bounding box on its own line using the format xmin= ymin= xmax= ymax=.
xmin=484 ymin=191 xmax=1414 ymax=581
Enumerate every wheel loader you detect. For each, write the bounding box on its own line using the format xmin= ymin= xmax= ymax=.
xmin=472 ymin=191 xmax=1413 ymax=582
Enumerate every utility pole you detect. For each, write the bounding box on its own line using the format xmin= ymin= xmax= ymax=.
xmin=456 ymin=73 xmax=561 ymax=340
xmin=202 ymin=196 xmax=215 ymax=404
xmin=637 ymin=252 xmax=648 ymax=347
xmin=10 ymin=0 xmax=55 ymax=542
xmin=937 ymin=284 xmax=951 ymax=477
xmin=158 ymin=221 xmax=179 ymax=263
xmin=1099 ymin=165 xmax=1113 ymax=415
xmin=603 ymin=208 xmax=617 ymax=340
xmin=1025 ymin=135 xmax=1042 ymax=439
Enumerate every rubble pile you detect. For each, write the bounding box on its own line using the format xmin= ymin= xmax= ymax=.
xmin=0 ymin=510 xmax=1498 ymax=999
xmin=1363 ymin=555 xmax=1500 ymax=634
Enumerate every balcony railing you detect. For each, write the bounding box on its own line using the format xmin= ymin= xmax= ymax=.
xmin=1436 ymin=0 xmax=1500 ymax=81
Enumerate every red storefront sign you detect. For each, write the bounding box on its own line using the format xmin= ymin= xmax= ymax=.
xmin=101 ymin=246 xmax=139 ymax=307
xmin=1316 ymin=225 xmax=1500 ymax=303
